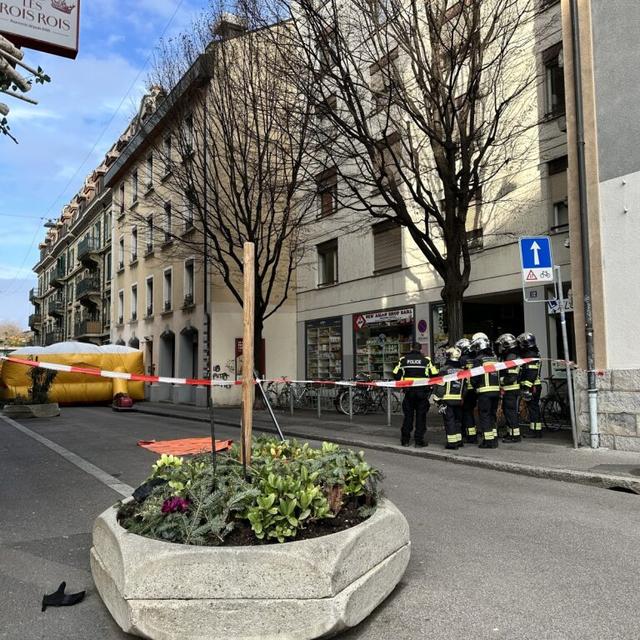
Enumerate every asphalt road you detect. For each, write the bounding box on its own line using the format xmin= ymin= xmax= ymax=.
xmin=1 ymin=407 xmax=639 ymax=640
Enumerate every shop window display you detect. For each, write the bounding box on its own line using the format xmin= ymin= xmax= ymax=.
xmin=306 ymin=318 xmax=343 ymax=380
xmin=353 ymin=308 xmax=414 ymax=379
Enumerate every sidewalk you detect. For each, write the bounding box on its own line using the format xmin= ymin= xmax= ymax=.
xmin=133 ymin=401 xmax=640 ymax=494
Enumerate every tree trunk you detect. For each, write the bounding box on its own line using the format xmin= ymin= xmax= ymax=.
xmin=442 ymin=281 xmax=465 ymax=344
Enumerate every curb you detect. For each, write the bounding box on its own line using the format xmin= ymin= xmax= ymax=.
xmin=133 ymin=406 xmax=640 ymax=495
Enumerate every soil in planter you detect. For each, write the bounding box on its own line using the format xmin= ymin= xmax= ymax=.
xmin=224 ymin=499 xmax=369 ymax=546
xmin=117 ymin=498 xmax=372 ymax=547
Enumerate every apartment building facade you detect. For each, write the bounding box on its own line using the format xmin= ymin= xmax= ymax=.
xmin=31 ymin=164 xmax=115 ymax=347
xmin=294 ymin=0 xmax=572 ymax=382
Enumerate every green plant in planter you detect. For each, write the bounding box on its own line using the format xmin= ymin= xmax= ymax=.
xmin=29 ymin=368 xmax=57 ymax=404
xmin=118 ymin=437 xmax=381 ymax=546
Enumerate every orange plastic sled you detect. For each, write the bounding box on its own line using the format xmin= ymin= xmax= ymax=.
xmin=137 ymin=438 xmax=233 ymax=456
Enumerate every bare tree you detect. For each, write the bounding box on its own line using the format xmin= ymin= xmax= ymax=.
xmin=143 ymin=1 xmax=313 ymax=374
xmin=271 ymin=0 xmax=544 ymax=340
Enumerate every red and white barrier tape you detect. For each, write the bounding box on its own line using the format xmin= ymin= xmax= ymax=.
xmin=1 ymin=355 xmax=539 ymax=389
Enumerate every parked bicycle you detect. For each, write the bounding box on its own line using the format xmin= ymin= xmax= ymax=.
xmin=334 ymin=375 xmax=402 ymax=416
xmin=541 ymin=377 xmax=571 ymax=432
xmin=265 ymin=380 xmax=321 ymax=411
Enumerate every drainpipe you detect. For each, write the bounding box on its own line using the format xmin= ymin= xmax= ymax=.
xmin=569 ymin=0 xmax=598 ymax=448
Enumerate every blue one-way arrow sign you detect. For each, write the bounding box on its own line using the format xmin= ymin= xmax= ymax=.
xmin=519 ymin=236 xmax=554 ymax=286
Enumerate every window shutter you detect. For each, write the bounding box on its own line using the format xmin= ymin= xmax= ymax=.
xmin=373 ymin=222 xmax=402 ymax=272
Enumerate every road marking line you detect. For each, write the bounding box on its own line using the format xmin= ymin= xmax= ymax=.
xmin=0 ymin=414 xmax=134 ymax=498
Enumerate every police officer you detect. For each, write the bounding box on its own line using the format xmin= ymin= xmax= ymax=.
xmin=433 ymin=346 xmax=466 ymax=450
xmin=496 ymin=333 xmax=521 ymax=442
xmin=456 ymin=337 xmax=478 ymax=443
xmin=517 ymin=332 xmax=543 ymax=438
xmin=393 ymin=342 xmax=438 ymax=447
xmin=470 ymin=334 xmax=501 ymax=448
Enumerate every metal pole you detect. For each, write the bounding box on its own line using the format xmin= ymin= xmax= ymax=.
xmin=317 ymin=385 xmax=322 ymax=419
xmin=255 ymin=374 xmax=285 ymax=441
xmin=556 ymin=266 xmax=579 ymax=448
xmin=348 ymin=384 xmax=353 ymax=422
xmin=386 ymin=386 xmax=392 ymax=427
xmin=569 ymin=0 xmax=598 ymax=448
xmin=289 ymin=382 xmax=294 ymax=416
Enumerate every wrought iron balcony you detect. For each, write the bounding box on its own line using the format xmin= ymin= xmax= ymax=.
xmin=28 ymin=314 xmax=42 ymax=328
xmin=78 ymin=236 xmax=100 ymax=265
xmin=44 ymin=330 xmax=63 ymax=346
xmin=76 ymin=276 xmax=101 ymax=301
xmin=50 ymin=264 xmax=66 ymax=288
xmin=48 ymin=299 xmax=65 ymax=317
xmin=74 ymin=319 xmax=103 ymax=338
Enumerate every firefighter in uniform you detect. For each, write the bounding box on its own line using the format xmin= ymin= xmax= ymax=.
xmin=470 ymin=335 xmax=501 ymax=448
xmin=393 ymin=342 xmax=438 ymax=447
xmin=517 ymin=332 xmax=543 ymax=437
xmin=456 ymin=338 xmax=478 ymax=443
xmin=496 ymin=333 xmax=521 ymax=442
xmin=433 ymin=346 xmax=466 ymax=449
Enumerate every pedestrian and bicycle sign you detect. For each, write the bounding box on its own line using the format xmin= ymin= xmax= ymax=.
xmin=519 ymin=236 xmax=554 ymax=287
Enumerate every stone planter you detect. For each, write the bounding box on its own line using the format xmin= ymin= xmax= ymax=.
xmin=91 ymin=499 xmax=410 ymax=640
xmin=2 ymin=403 xmax=60 ymax=419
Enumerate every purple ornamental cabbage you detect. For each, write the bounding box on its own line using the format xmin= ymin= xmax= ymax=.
xmin=161 ymin=497 xmax=190 ymax=514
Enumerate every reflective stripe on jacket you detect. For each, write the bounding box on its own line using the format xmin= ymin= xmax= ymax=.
xmin=393 ymin=350 xmax=438 ymax=381
xmin=471 ymin=354 xmax=500 ymax=393
xmin=519 ymin=349 xmax=541 ymax=388
xmin=500 ymin=350 xmax=520 ymax=392
xmin=434 ymin=364 xmax=466 ymax=405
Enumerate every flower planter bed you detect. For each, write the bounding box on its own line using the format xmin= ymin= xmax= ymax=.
xmin=2 ymin=403 xmax=60 ymax=419
xmin=91 ymin=498 xmax=410 ymax=640
xmin=91 ymin=438 xmax=410 ymax=639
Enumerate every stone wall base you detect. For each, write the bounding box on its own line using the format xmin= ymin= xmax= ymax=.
xmin=575 ymin=369 xmax=640 ymax=451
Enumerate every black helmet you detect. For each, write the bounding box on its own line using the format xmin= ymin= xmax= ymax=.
xmin=496 ymin=333 xmax=517 ymax=353
xmin=516 ymin=332 xmax=537 ymax=350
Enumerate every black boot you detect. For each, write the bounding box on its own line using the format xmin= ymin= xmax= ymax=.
xmin=479 ymin=440 xmax=493 ymax=449
xmin=415 ymin=441 xmax=428 ymax=448
xmin=445 ymin=443 xmax=457 ymax=450
xmin=465 ymin=435 xmax=478 ymax=444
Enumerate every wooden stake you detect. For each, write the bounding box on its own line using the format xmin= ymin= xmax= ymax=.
xmin=241 ymin=242 xmax=255 ymax=466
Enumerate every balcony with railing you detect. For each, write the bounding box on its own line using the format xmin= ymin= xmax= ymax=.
xmin=28 ymin=314 xmax=42 ymax=328
xmin=48 ymin=299 xmax=65 ymax=317
xmin=74 ymin=319 xmax=104 ymax=339
xmin=44 ymin=330 xmax=63 ymax=346
xmin=50 ymin=264 xmax=66 ymax=288
xmin=29 ymin=287 xmax=40 ymax=303
xmin=78 ymin=236 xmax=101 ymax=265
xmin=76 ymin=276 xmax=101 ymax=302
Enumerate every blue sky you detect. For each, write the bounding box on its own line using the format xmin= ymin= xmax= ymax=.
xmin=0 ymin=0 xmax=208 ymax=328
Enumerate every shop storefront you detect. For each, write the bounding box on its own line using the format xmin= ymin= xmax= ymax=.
xmin=305 ymin=317 xmax=343 ymax=380
xmin=353 ymin=307 xmax=415 ymax=379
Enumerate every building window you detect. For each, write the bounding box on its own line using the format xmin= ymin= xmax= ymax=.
xmin=131 ymin=284 xmax=138 ymax=321
xmin=163 ymin=269 xmax=172 ymax=311
xmin=184 ymin=259 xmax=194 ymax=306
xmin=306 ymin=317 xmax=343 ymax=381
xmin=317 ymin=239 xmax=338 ymax=286
xmin=465 ymin=228 xmax=484 ymax=251
xmin=316 ymin=167 xmax=338 ymax=218
xmin=146 ymin=216 xmax=154 ymax=254
xmin=184 ymin=196 xmax=194 ymax=231
xmin=316 ymin=93 xmax=337 ymax=120
xmin=131 ymin=227 xmax=138 ymax=263
xmin=68 ymin=248 xmax=74 ymax=274
xmin=146 ymin=154 xmax=153 ymax=190
xmin=163 ymin=136 xmax=172 ymax=174
xmin=106 ymin=251 xmax=112 ymax=282
xmin=543 ymin=43 xmax=565 ymax=118
xmin=184 ymin=115 xmax=193 ymax=151
xmin=118 ymin=290 xmax=124 ymax=325
xmin=164 ymin=202 xmax=172 ymax=243
xmin=132 ymin=170 xmax=138 ymax=204
xmin=146 ymin=277 xmax=154 ymax=317
xmin=118 ymin=183 xmax=125 ymax=215
xmin=118 ymin=237 xmax=124 ymax=270
xmin=373 ymin=220 xmax=402 ymax=272
xmin=104 ymin=211 xmax=112 ymax=241
xmin=548 ymin=155 xmax=568 ymax=231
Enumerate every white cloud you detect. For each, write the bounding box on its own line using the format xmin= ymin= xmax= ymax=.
xmin=106 ymin=33 xmax=126 ymax=47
